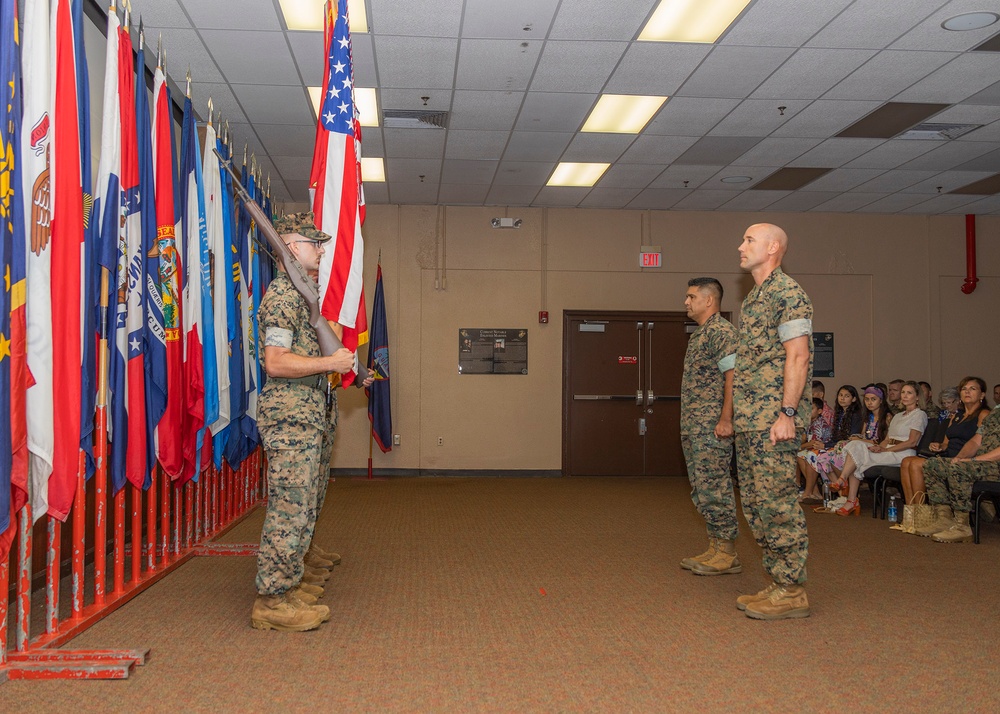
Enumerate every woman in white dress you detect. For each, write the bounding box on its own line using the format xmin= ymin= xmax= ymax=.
xmin=829 ymin=381 xmax=927 ymax=516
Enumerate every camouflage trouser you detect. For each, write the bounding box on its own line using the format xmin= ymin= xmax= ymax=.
xmin=681 ymin=433 xmax=738 ymax=540
xmin=736 ymin=431 xmax=809 ymax=585
xmin=923 ymin=458 xmax=1000 ymax=512
xmin=255 ymin=427 xmax=324 ymax=595
xmin=314 ymin=394 xmax=339 ymax=517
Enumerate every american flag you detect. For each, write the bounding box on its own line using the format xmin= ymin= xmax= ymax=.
xmin=310 ymin=0 xmax=368 ymax=387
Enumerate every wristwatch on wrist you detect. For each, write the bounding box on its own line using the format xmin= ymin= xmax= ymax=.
xmin=780 ymin=406 xmax=796 ymax=418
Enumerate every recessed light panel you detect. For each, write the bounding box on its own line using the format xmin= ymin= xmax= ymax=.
xmin=309 ymin=86 xmax=379 ymax=127
xmin=942 ymin=12 xmax=999 ymax=31
xmin=582 ymin=95 xmax=668 ymax=134
xmin=639 ymin=0 xmax=752 ymax=43
xmin=279 ymin=0 xmax=368 ymax=32
xmin=547 ymin=163 xmax=610 ymax=187
xmin=361 ymin=157 xmax=385 ymax=182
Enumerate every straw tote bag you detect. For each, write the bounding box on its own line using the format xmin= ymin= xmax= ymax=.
xmin=899 ymin=491 xmax=934 ymax=534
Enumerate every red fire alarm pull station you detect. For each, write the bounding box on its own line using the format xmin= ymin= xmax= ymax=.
xmin=538 ymin=311 xmax=549 ymax=324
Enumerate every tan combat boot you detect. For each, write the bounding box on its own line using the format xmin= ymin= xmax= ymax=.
xmin=301 ymin=571 xmax=329 ymax=586
xmin=914 ymin=504 xmax=953 ymax=537
xmin=692 ymin=539 xmax=742 ymax=576
xmin=286 ymin=590 xmax=331 ymax=621
xmin=744 ymin=584 xmax=810 ymax=620
xmin=736 ymin=582 xmax=778 ymax=611
xmin=304 ymin=565 xmax=331 ymax=581
xmin=297 ymin=581 xmax=324 ymax=598
xmin=680 ymin=538 xmax=717 ymax=571
xmin=932 ymin=511 xmax=973 ymax=543
xmin=251 ymin=594 xmax=325 ymax=632
xmin=309 ymin=544 xmax=342 ymax=566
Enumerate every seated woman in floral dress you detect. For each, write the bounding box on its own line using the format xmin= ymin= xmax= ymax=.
xmin=821 ymin=384 xmax=889 ymax=489
xmin=900 ymin=378 xmax=989 ymax=504
xmin=797 ymin=385 xmax=862 ymax=501
xmin=830 ymin=381 xmax=927 ymax=516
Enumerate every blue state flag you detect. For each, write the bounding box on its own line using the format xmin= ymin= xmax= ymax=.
xmin=367 ymin=264 xmax=392 ymax=453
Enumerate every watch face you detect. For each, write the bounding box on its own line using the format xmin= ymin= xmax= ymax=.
xmin=782 ymin=407 xmax=796 ymax=417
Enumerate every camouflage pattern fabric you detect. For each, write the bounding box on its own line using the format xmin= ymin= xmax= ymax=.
xmin=733 ymin=267 xmax=813 ymax=586
xmin=255 ymin=428 xmax=325 ymax=595
xmin=272 ymin=210 xmax=331 ymax=242
xmin=680 ymin=312 xmax=737 ymax=436
xmin=924 ymin=409 xmax=1000 ymax=512
xmin=682 ymin=435 xmax=738 ymax=540
xmin=257 ymin=271 xmax=327 ymax=432
xmin=733 ymin=267 xmax=813 ymax=433
xmin=736 ymin=432 xmax=808 ymax=585
xmin=314 ymin=388 xmax=339 ymax=519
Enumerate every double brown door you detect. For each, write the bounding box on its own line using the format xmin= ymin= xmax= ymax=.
xmin=563 ymin=311 xmax=691 ymax=477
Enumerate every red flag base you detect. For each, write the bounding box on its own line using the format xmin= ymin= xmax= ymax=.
xmin=2 ymin=648 xmax=149 ymax=680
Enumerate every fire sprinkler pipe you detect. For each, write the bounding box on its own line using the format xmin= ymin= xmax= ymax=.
xmin=961 ymin=214 xmax=978 ymax=295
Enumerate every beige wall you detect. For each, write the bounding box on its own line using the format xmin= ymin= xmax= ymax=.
xmin=331 ymin=206 xmax=1000 ymax=472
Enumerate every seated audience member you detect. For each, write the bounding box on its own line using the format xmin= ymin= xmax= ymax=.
xmin=830 ymin=381 xmax=927 ymax=516
xmin=886 ymin=379 xmax=905 ymax=415
xmin=931 ymin=386 xmax=961 ymax=424
xmin=798 ymin=385 xmax=863 ymax=501
xmin=919 ymin=403 xmax=1000 ymax=543
xmin=900 ymin=380 xmax=988 ymax=505
xmin=812 ymin=380 xmax=835 ymax=428
xmin=823 ymin=383 xmax=889 ymax=485
xmin=796 ymin=398 xmax=832 ymax=501
xmin=994 ymin=383 xmax=1000 ymax=408
xmin=919 ymin=381 xmax=940 ymax=420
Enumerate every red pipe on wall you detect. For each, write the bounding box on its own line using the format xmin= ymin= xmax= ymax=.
xmin=962 ymin=214 xmax=978 ymax=294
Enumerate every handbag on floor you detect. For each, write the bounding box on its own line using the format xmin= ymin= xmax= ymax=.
xmin=897 ymin=491 xmax=933 ymax=534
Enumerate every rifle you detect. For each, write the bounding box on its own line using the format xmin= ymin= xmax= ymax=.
xmin=214 ymin=148 xmax=369 ymax=386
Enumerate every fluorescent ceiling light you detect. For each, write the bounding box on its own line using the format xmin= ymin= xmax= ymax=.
xmin=361 ymin=157 xmax=385 ymax=182
xmin=582 ymin=95 xmax=667 ymax=134
xmin=547 ymin=163 xmax=610 ymax=187
xmin=278 ymin=0 xmax=369 ymax=33
xmin=308 ymin=86 xmax=379 ymax=126
xmin=639 ymin=0 xmax=752 ymax=43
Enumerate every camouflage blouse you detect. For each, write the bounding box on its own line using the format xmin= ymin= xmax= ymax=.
xmin=733 ymin=267 xmax=814 ymax=433
xmin=976 ymin=408 xmax=1000 ymax=454
xmin=257 ymin=271 xmax=327 ymax=433
xmin=680 ymin=312 xmax=737 ymax=436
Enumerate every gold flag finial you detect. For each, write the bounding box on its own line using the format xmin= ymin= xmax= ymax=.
xmin=207 ymin=98 xmax=214 ymax=127
xmin=186 ymin=68 xmax=192 ymax=98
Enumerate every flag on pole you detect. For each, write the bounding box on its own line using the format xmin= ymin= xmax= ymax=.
xmin=151 ymin=56 xmax=183 ymax=480
xmin=366 ymin=263 xmax=392 ymax=454
xmin=309 ymin=0 xmax=368 ymax=388
xmin=136 ymin=32 xmax=165 ymax=489
xmin=202 ymin=117 xmax=229 ymax=436
xmin=179 ymin=89 xmax=214 ymax=483
xmin=1 ymin=0 xmax=29 ymax=556
xmin=47 ymin=0 xmax=85 ymax=520
xmin=215 ymin=137 xmax=240 ymax=469
xmin=22 ymin=0 xmax=52 ymax=519
xmin=94 ymin=5 xmax=124 ymax=492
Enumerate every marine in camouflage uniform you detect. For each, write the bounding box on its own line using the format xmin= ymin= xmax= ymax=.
xmin=732 ymin=224 xmax=814 ymax=620
xmin=251 ymin=212 xmax=356 ymax=632
xmin=679 ymin=278 xmax=740 ymax=576
xmin=921 ymin=408 xmax=1000 ymax=543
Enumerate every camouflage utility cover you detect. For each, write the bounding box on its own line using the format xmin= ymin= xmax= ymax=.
xmin=681 ymin=312 xmax=738 ymax=436
xmin=733 ymin=267 xmax=814 ymax=433
xmin=273 ymin=211 xmax=331 ymax=242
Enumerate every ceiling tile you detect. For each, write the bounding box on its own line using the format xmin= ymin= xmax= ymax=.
xmin=671 ymin=190 xmax=741 ymax=211
xmin=270 ymin=155 xmax=315 ymax=178
xmin=955 ymin=119 xmax=1000 ymax=142
xmin=549 ymin=0 xmax=658 ymax=41
xmin=900 ymin=141 xmax=1000 ymax=170
xmin=378 ymin=88 xmax=453 ymax=114
xmin=283 ymin=179 xmax=310 ymax=202
xmin=840 ymin=139 xmax=939 ymax=169
xmin=461 ymin=0 xmax=560 ymax=39
xmin=644 ymin=97 xmax=741 ymax=137
xmin=851 ymin=170 xmax=938 ymax=193
xmin=486 ymin=185 xmax=541 ymax=205
xmin=382 ymin=129 xmax=446 ymax=159
xmin=675 ymin=46 xmax=795 ymax=99
xmin=532 ymin=187 xmax=591 ymax=207
xmin=674 ymin=137 xmax=764 ymax=166
xmin=649 ymin=165 xmax=725 ymax=190
xmin=766 ymin=192 xmax=844 ymax=211
xmin=824 ymin=50 xmax=958 ymax=101
xmin=898 ymin=194 xmax=981 ymax=213
xmin=890 ymin=1 xmax=1000 ymax=51
xmin=796 ymin=168 xmax=886 ymax=192
xmin=362 ymin=183 xmax=390 ymax=204
xmin=376 ymin=36 xmax=458 ymax=90
xmin=231 ymin=84 xmax=314 ymax=126
xmin=200 ymin=29 xmax=298 ymax=84
xmin=233 ymin=122 xmax=286 ymax=157
xmin=718 ymin=190 xmax=790 ymax=211
xmin=595 ymin=164 xmax=666 ymax=189
xmin=179 ymin=0 xmax=281 ymax=30
xmin=963 ymin=79 xmax=1000 ymax=106
xmin=561 ymin=134 xmax=634 ymax=163
xmin=514 ymin=93 xmax=595 ymax=132
xmin=773 ymin=100 xmax=883 ymax=138
xmin=129 ymin=0 xmax=191 ymax=28
xmin=707 ymin=167 xmax=785 ymax=188
xmin=437 ymin=184 xmax=492 ymax=205
xmin=578 ymin=187 xmax=643 ymax=208
xmin=811 ymin=192 xmax=890 ymax=212
xmin=954 ymin=149 xmax=1000 ymax=172
xmin=441 ymin=160 xmax=499 ymax=184
xmin=493 ymin=161 xmax=555 ymax=186
xmin=789 ymin=138 xmax=886 ymax=168
xmin=942 ymin=195 xmax=1000 ymax=213
xmin=189 ymin=82 xmax=249 ymax=125
xmin=605 ymin=43 xmax=713 ymax=95
xmin=529 ymin=41 xmax=628 ymax=93
xmin=145 ymin=27 xmax=224 ymax=83
xmin=370 ymin=0 xmax=464 ymax=37
xmin=386 ymin=158 xmax=443 ymax=183
xmin=930 ymin=103 xmax=1000 ymax=126
xmin=450 ymin=90 xmax=526 ymax=131
xmin=445 ymin=130 xmax=510 ymax=160
xmin=722 ymin=0 xmax=853 ymax=47
xmin=456 ymin=39 xmax=543 ymax=91
xmin=502 ymin=132 xmax=573 ymax=162
xmin=855 ymin=193 xmax=934 ymax=213
xmin=806 ymin=0 xmax=943 ymax=50
xmin=350 ymin=34 xmax=377 ymax=87
xmin=618 ymin=136 xmax=700 ymax=165
xmin=732 ymin=138 xmax=822 ymax=166
xmin=388 ymin=182 xmax=441 ymax=205
xmin=895 ymin=53 xmax=1000 ymax=104
xmin=709 ymin=99 xmax=811 ymax=137
xmin=287 ymin=30 xmax=326 ymax=87
xmin=752 ymin=49 xmax=877 ymax=100
xmin=626 ymin=189 xmax=688 ymax=210
xmin=901 ymin=170 xmax=997 ymax=193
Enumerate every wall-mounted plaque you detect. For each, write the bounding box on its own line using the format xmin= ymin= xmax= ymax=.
xmin=813 ymin=333 xmax=834 ymax=378
xmin=459 ymin=328 xmax=528 ymax=375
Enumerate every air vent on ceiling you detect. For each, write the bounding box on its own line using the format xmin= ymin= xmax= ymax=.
xmin=382 ymin=109 xmax=448 ymax=129
xmin=897 ymin=122 xmax=982 ymax=140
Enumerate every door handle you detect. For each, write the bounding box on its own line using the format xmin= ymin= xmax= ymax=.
xmin=646 ymin=389 xmax=655 ymax=407
xmin=638 ymin=417 xmax=647 ymax=436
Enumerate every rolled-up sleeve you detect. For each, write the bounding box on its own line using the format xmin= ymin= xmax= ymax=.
xmin=717 ymin=353 xmax=736 ymax=373
xmin=777 ymin=318 xmax=811 ymax=343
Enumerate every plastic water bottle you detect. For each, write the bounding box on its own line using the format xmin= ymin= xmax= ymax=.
xmin=822 ymin=482 xmax=831 ymax=510
xmin=888 ymin=495 xmax=899 ymax=523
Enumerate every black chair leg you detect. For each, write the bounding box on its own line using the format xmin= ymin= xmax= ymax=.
xmin=974 ymin=493 xmax=982 ymax=544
